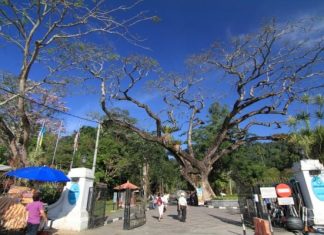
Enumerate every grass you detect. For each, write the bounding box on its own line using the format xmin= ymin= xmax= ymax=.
xmin=105 ymin=200 xmax=123 ymax=216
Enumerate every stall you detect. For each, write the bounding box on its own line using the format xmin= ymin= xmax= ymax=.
xmin=0 ymin=166 xmax=70 ymax=234
xmin=113 ymin=180 xmax=139 ymax=209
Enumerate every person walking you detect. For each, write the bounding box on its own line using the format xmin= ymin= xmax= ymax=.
xmin=156 ymin=193 xmax=164 ymax=221
xmin=151 ymin=194 xmax=156 ymax=209
xmin=25 ymin=192 xmax=47 ymax=235
xmin=178 ymin=192 xmax=187 ymax=222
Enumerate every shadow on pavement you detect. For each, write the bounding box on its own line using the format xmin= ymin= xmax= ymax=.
xmin=167 ymin=214 xmax=180 ymax=220
xmin=208 ymin=214 xmax=242 ymax=227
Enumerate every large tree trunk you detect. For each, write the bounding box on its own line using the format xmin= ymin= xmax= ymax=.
xmin=182 ymin=165 xmax=216 ymax=201
xmin=142 ymin=162 xmax=149 ymax=200
xmin=200 ymin=173 xmax=216 ymax=201
xmin=9 ymin=139 xmax=28 ymax=168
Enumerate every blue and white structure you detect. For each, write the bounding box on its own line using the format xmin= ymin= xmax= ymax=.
xmin=47 ymin=168 xmax=94 ymax=231
xmin=292 ymin=159 xmax=324 ymax=225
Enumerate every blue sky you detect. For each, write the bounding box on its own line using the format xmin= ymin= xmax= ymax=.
xmin=60 ymin=0 xmax=324 ymax=133
xmin=1 ymin=0 xmax=324 ymax=135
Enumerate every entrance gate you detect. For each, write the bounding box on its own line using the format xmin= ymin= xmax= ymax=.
xmin=237 ymin=178 xmax=310 ymax=229
xmin=87 ymin=183 xmax=108 ymax=229
xmin=123 ymin=189 xmax=146 ymax=230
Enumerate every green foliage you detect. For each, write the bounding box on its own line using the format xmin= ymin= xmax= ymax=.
xmin=229 ymin=141 xmax=298 ymax=186
xmin=288 ymin=126 xmax=324 ymax=162
xmin=26 ymin=110 xmax=184 ymax=194
xmin=289 ymin=93 xmax=324 ymax=130
xmin=0 ymin=145 xmax=9 ymax=164
xmin=312 ymin=126 xmax=324 ymax=161
xmin=301 ymin=93 xmax=311 ymax=105
xmin=39 ymin=183 xmax=63 ymax=205
xmin=149 ymin=157 xmax=186 ymax=193
xmin=191 ymin=102 xmax=239 ymax=194
xmin=28 ymin=132 xmax=58 ymax=166
xmin=192 ymin=102 xmax=229 ymax=160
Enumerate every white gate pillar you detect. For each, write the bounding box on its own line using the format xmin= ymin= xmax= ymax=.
xmin=47 ymin=168 xmax=94 ymax=231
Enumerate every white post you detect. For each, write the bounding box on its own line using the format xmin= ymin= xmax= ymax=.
xmin=52 ymin=120 xmax=63 ymax=165
xmin=229 ymin=178 xmax=232 ymax=195
xmin=92 ymin=123 xmax=101 ymax=175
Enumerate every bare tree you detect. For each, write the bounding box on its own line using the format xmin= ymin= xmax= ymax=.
xmin=85 ymin=20 xmax=324 ymax=200
xmin=0 ymin=0 xmax=155 ymax=167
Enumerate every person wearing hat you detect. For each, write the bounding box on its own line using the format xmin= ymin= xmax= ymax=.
xmin=178 ymin=192 xmax=187 ymax=222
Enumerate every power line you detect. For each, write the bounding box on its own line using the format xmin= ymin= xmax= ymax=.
xmin=0 ymin=86 xmax=100 ymax=124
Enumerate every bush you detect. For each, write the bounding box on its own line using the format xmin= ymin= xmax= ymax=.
xmin=39 ymin=183 xmax=63 ymax=205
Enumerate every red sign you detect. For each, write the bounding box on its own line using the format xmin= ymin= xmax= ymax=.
xmin=275 ymin=183 xmax=292 ymax=197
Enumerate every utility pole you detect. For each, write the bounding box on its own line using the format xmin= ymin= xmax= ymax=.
xmin=92 ymin=123 xmax=101 ymax=175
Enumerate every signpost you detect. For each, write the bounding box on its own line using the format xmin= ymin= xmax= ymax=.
xmin=196 ymin=187 xmax=204 ymax=206
xmin=275 ymin=183 xmax=292 ymax=198
xmin=277 ymin=197 xmax=294 ymax=205
xmin=260 ymin=187 xmax=277 ymax=198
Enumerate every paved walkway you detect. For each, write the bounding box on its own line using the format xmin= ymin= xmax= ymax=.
xmin=52 ymin=206 xmax=295 ymax=235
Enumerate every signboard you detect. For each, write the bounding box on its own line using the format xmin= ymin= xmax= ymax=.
xmin=196 ymin=188 xmax=204 ymax=206
xmin=113 ymin=192 xmax=117 ymax=203
xmin=311 ymin=174 xmax=324 ymax=201
xmin=68 ymin=183 xmax=80 ymax=205
xmin=260 ymin=187 xmax=277 ymax=198
xmin=277 ymin=197 xmax=294 ymax=205
xmin=275 ymin=183 xmax=292 ymax=197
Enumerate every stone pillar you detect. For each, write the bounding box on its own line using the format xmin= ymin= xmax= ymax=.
xmin=47 ymin=168 xmax=94 ymax=231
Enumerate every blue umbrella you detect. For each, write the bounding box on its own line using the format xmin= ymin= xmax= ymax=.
xmin=6 ymin=166 xmax=70 ymax=182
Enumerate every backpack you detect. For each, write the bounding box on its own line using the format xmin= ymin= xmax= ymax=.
xmin=156 ymin=197 xmax=163 ymax=206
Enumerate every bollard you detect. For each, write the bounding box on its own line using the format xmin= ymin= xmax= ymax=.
xmin=260 ymin=219 xmax=271 ymax=235
xmin=253 ymin=217 xmax=262 ymax=235
xmin=267 ymin=214 xmax=273 ymax=235
xmin=253 ymin=217 xmax=272 ymax=235
xmin=304 ymin=206 xmax=308 ymax=233
xmin=241 ymin=214 xmax=246 ymax=235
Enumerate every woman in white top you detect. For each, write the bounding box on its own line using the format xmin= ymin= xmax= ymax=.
xmin=156 ymin=193 xmax=164 ymax=221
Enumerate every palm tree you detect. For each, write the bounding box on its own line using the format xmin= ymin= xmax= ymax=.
xmin=311 ymin=126 xmax=324 ymax=162
xmin=287 ymin=116 xmax=298 ymax=132
xmin=296 ymin=112 xmax=311 ymax=130
xmin=314 ymin=94 xmax=324 ymax=126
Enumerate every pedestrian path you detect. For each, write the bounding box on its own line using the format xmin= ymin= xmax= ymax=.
xmin=52 ymin=205 xmax=296 ymax=235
